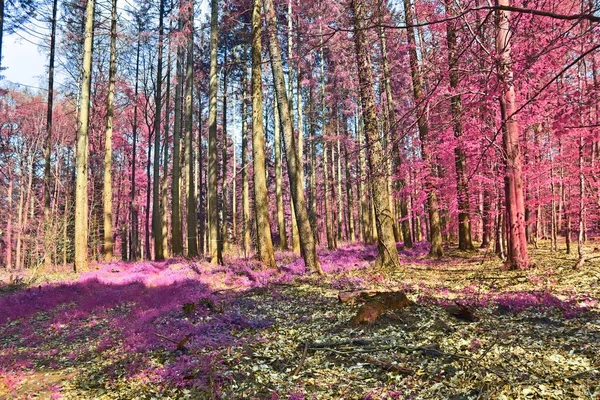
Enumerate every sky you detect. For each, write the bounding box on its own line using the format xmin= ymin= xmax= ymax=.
xmin=1 ymin=34 xmax=48 ymax=90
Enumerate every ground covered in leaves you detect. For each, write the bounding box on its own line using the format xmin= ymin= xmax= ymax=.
xmin=1 ymin=241 xmax=599 ymax=399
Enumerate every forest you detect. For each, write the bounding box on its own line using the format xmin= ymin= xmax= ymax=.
xmin=0 ymin=0 xmax=599 ymax=398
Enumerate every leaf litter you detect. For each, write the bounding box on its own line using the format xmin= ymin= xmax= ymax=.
xmin=0 ymin=241 xmax=599 ymax=399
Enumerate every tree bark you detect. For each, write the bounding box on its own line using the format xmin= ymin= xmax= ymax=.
xmin=351 ymin=0 xmax=401 ymax=271
xmin=152 ymin=0 xmax=165 ymax=260
xmin=74 ymin=0 xmax=95 ymax=272
xmin=103 ymin=0 xmax=118 ymax=261
xmin=185 ymin=0 xmax=198 ymax=258
xmin=496 ymin=0 xmax=529 ymax=269
xmin=208 ymin=0 xmax=220 ymax=262
xmin=241 ymin=60 xmax=252 ymax=257
xmin=264 ymin=0 xmax=323 ymax=274
xmin=274 ymin=96 xmax=288 ymax=249
xmin=251 ymin=0 xmax=276 ymax=269
xmin=130 ymin=28 xmax=141 ymax=261
xmin=43 ymin=0 xmax=58 ymax=268
xmin=171 ymin=8 xmax=184 ymax=256
xmin=445 ymin=0 xmax=474 ymax=251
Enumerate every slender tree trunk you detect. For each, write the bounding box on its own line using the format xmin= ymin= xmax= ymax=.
xmin=289 ymin=0 xmax=300 ymax=254
xmin=377 ymin=6 xmax=402 ymax=243
xmin=43 ymin=0 xmax=58 ymax=268
xmin=5 ymin=178 xmax=12 ymax=270
xmin=185 ymin=0 xmax=198 ymax=258
xmin=309 ymin=86 xmax=319 ymax=243
xmin=171 ymin=9 xmax=184 ymax=256
xmin=241 ymin=61 xmax=251 ymax=257
xmin=0 ymin=0 xmax=4 ymax=70
xmin=74 ymin=0 xmax=95 ymax=272
xmin=274 ymin=96 xmax=288 ymax=249
xmin=249 ymin=10 xmax=269 ymax=250
xmin=102 ymin=0 xmax=117 ymax=261
xmin=496 ymin=0 xmax=529 ymax=269
xmin=336 ymin=136 xmax=344 ymax=241
xmin=324 ymin=138 xmax=335 ymax=249
xmin=351 ymin=0 xmax=400 ymax=271
xmin=162 ymin=31 xmax=172 ymax=257
xmin=357 ymin=111 xmax=370 ymax=243
xmin=197 ymin=82 xmax=205 ymax=255
xmin=221 ymin=60 xmax=229 ymax=254
xmin=152 ymin=0 xmax=165 ymax=260
xmin=445 ymin=0 xmax=473 ymax=251
xmin=208 ymin=0 xmax=220 ymax=262
xmin=264 ymin=0 xmax=323 ymax=274
xmin=344 ymin=126 xmax=356 ymax=242
xmin=145 ymin=133 xmax=152 ymax=260
xmin=130 ymin=32 xmax=141 ymax=261
xmin=250 ymin=0 xmax=276 ymax=268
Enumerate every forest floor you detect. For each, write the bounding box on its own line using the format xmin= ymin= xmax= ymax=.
xmin=0 ymin=241 xmax=599 ymax=399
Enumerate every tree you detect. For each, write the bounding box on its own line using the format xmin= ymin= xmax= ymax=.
xmin=496 ymin=0 xmax=529 ymax=270
xmin=264 ymin=0 xmax=323 ymax=274
xmin=445 ymin=0 xmax=474 ymax=251
xmin=250 ymin=0 xmax=276 ymax=269
xmin=102 ymin=0 xmax=118 ymax=261
xmin=185 ymin=0 xmax=198 ymax=258
xmin=351 ymin=0 xmax=400 ymax=271
xmin=74 ymin=0 xmax=95 ymax=272
xmin=152 ymin=0 xmax=166 ymax=261
xmin=207 ymin=0 xmax=220 ymax=263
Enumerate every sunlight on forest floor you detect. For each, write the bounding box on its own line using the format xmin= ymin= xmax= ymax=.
xmin=0 ymin=241 xmax=599 ymax=399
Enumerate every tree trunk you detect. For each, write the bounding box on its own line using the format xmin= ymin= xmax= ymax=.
xmin=221 ymin=59 xmax=229 ymax=254
xmin=208 ymin=0 xmax=220 ymax=262
xmin=264 ymin=0 xmax=323 ymax=274
xmin=103 ymin=0 xmax=117 ymax=261
xmin=496 ymin=0 xmax=529 ymax=269
xmin=405 ymin=0 xmax=443 ymax=257
xmin=351 ymin=0 xmax=400 ymax=271
xmin=324 ymin=138 xmax=335 ymax=249
xmin=241 ymin=60 xmax=252 ymax=257
xmin=162 ymin=31 xmax=172 ymax=257
xmin=445 ymin=0 xmax=474 ymax=251
xmin=130 ymin=31 xmax=141 ymax=261
xmin=185 ymin=1 xmax=198 ymax=258
xmin=171 ymin=8 xmax=184 ymax=256
xmin=43 ymin=0 xmax=58 ymax=268
xmin=251 ymin=0 xmax=276 ymax=269
xmin=274 ymin=96 xmax=288 ymax=249
xmin=74 ymin=0 xmax=95 ymax=272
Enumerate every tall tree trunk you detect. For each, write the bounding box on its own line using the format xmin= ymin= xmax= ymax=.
xmin=377 ymin=5 xmax=402 ymax=243
xmin=130 ymin=31 xmax=141 ymax=261
xmin=221 ymin=59 xmax=229 ymax=254
xmin=357 ymin=111 xmax=370 ymax=243
xmin=185 ymin=0 xmax=198 ymax=258
xmin=403 ymin=0 xmax=443 ymax=257
xmin=288 ymin=0 xmax=300 ymax=254
xmin=445 ymin=0 xmax=474 ymax=251
xmin=264 ymin=0 xmax=322 ymax=274
xmin=344 ymin=126 xmax=356 ymax=242
xmin=103 ymin=0 xmax=117 ymax=261
xmin=162 ymin=30 xmax=172 ymax=257
xmin=74 ymin=0 xmax=95 ymax=272
xmin=5 ymin=177 xmax=12 ymax=270
xmin=351 ymin=0 xmax=400 ymax=271
xmin=43 ymin=0 xmax=58 ymax=268
xmin=208 ymin=0 xmax=220 ymax=262
xmin=197 ymin=77 xmax=205 ymax=255
xmin=152 ymin=0 xmax=165 ymax=260
xmin=496 ymin=0 xmax=529 ymax=269
xmin=241 ymin=61 xmax=252 ymax=257
xmin=324 ymin=138 xmax=335 ymax=249
xmin=171 ymin=8 xmax=184 ymax=256
xmin=251 ymin=0 xmax=276 ymax=268
xmin=274 ymin=96 xmax=288 ymax=249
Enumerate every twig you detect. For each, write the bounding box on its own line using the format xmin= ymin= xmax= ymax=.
xmin=362 ymin=355 xmax=413 ymax=375
xmin=292 ymin=343 xmax=308 ymax=376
